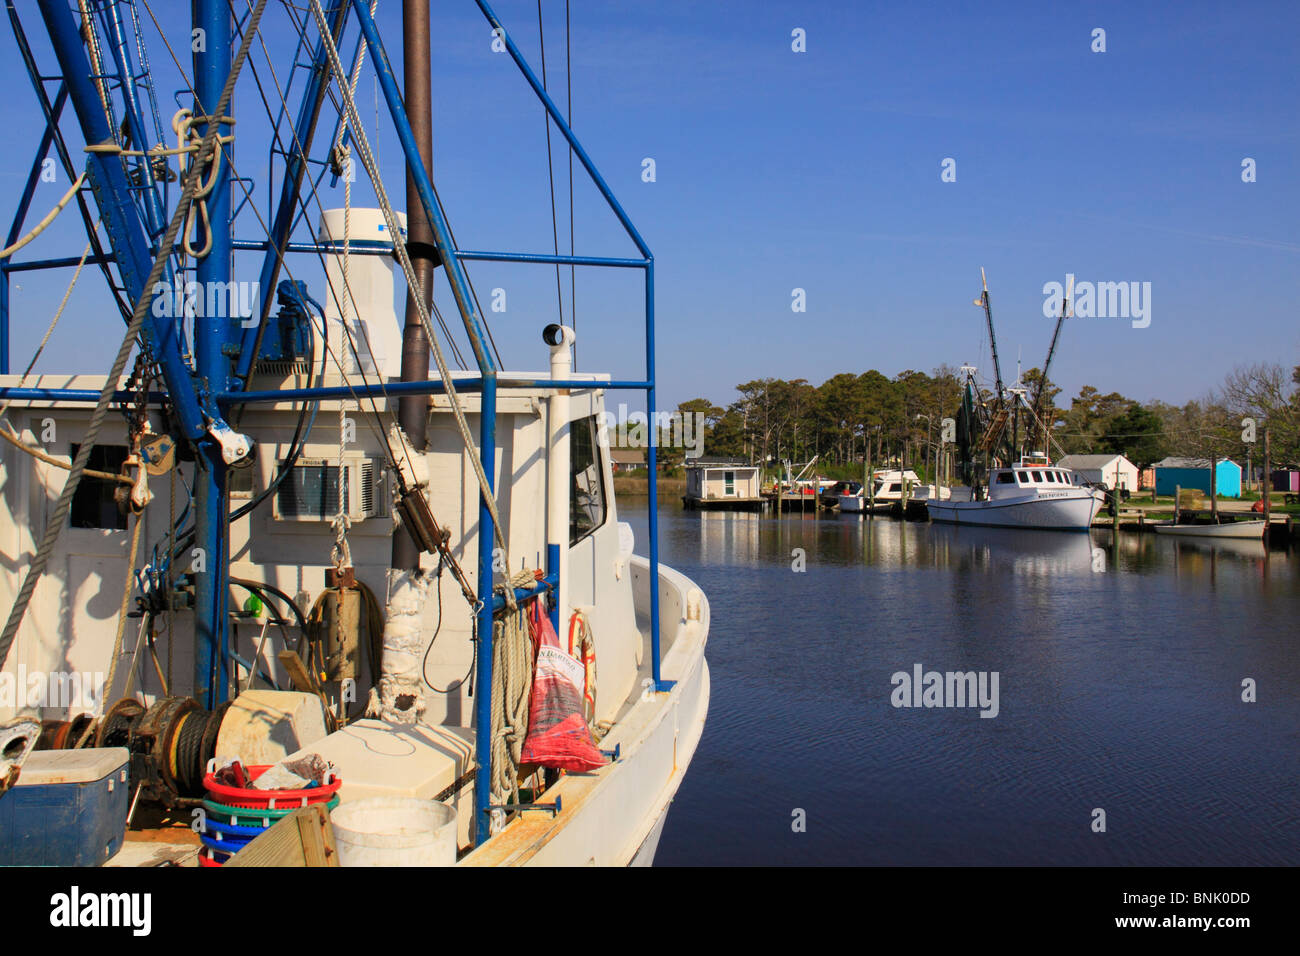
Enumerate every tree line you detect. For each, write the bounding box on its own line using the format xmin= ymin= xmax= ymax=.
xmin=662 ymin=362 xmax=1300 ymax=474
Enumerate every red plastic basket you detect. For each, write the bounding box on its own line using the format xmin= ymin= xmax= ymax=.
xmin=202 ymin=761 xmax=341 ymax=809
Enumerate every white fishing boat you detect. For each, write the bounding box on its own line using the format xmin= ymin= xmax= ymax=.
xmin=927 ymin=459 xmax=1104 ymax=530
xmin=0 ymin=0 xmax=707 ymax=868
xmin=1152 ymin=519 xmax=1267 ymax=540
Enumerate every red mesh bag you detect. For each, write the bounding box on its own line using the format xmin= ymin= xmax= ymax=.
xmin=520 ymin=598 xmax=607 ymax=772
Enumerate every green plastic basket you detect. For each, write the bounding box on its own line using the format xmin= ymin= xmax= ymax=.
xmin=202 ymin=794 xmax=340 ymax=828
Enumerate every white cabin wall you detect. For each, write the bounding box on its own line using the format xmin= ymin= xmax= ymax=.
xmin=0 ymin=409 xmax=195 ymax=721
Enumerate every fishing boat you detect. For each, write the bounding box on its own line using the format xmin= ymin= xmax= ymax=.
xmin=937 ymin=273 xmax=1103 ymax=530
xmin=0 ymin=0 xmax=707 ymax=867
xmin=927 ymin=458 xmax=1105 ymax=530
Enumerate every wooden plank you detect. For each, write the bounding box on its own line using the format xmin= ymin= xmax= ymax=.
xmin=277 ymin=650 xmax=337 ymax=732
xmin=224 ymin=804 xmax=338 ymax=867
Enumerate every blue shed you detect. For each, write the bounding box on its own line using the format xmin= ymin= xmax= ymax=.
xmin=1153 ymin=457 xmax=1242 ymax=498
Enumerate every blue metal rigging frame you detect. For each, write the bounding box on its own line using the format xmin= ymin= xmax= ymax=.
xmin=0 ymin=0 xmax=668 ymax=849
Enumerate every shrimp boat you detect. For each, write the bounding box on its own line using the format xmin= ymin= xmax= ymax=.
xmin=927 ymin=456 xmax=1104 ymax=530
xmin=936 ymin=272 xmax=1101 ymax=530
xmin=0 ymin=0 xmax=708 ymax=867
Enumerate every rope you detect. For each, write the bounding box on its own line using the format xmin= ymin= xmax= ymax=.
xmin=0 ymin=426 xmax=132 ymax=485
xmin=170 ymin=109 xmax=236 ymax=259
xmin=104 ymin=513 xmax=145 ymax=699
xmin=490 ymin=569 xmax=538 ymax=807
xmin=0 ymin=238 xmax=94 ymax=421
xmin=331 ymin=398 xmax=352 ymax=570
xmin=0 ymin=0 xmax=272 ymax=674
xmin=306 ymin=0 xmax=516 ymax=605
xmin=0 ymin=173 xmax=87 ymax=260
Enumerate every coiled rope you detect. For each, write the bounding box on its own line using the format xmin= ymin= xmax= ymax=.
xmin=490 ymin=569 xmax=539 ymax=806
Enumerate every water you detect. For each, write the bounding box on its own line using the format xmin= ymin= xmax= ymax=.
xmin=619 ymin=501 xmax=1300 ymax=866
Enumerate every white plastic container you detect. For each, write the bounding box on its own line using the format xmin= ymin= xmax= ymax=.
xmin=331 ymin=797 xmax=457 ymax=867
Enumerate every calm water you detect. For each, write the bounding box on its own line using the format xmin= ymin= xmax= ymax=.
xmin=620 ymin=502 xmax=1300 ymax=866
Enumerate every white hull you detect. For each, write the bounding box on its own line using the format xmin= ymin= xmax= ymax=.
xmin=1153 ymin=520 xmax=1266 ymax=540
xmin=928 ymin=490 xmax=1101 ymax=530
xmin=463 ymin=557 xmax=710 ymax=866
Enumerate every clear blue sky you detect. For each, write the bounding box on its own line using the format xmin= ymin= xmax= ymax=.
xmin=2 ymin=0 xmax=1296 ymax=412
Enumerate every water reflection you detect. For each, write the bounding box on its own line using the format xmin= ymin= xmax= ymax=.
xmin=644 ymin=503 xmax=1300 ymax=866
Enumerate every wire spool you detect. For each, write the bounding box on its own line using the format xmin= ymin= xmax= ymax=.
xmin=96 ymin=698 xmax=144 ymax=749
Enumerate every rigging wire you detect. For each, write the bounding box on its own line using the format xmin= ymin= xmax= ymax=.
xmin=537 ymin=1 xmax=565 ymax=331
xmin=0 ymin=0 xmax=274 ymax=673
xmin=306 ymin=0 xmax=515 ymax=578
xmin=265 ymin=0 xmax=469 ymax=370
xmin=565 ymin=0 xmax=575 ymax=368
xmin=139 ymin=0 xmax=415 ymax=481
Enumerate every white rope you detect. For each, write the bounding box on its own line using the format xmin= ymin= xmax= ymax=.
xmin=490 ymin=570 xmax=538 ymax=806
xmin=0 ymin=174 xmax=87 ymax=260
xmin=171 ymin=108 xmax=234 ymax=259
xmin=0 ymin=239 xmax=94 ymax=419
xmin=306 ymin=0 xmax=515 ymax=605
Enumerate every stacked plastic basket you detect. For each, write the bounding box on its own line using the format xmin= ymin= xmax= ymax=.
xmin=199 ymin=760 xmax=342 ymax=866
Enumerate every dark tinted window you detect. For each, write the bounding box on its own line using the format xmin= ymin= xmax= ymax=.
xmin=1017 ymin=471 xmax=1029 ymax=482
xmin=570 ymin=416 xmax=606 ymax=545
xmin=70 ymin=444 xmax=129 ymax=530
xmin=996 ymin=472 xmax=1015 ymax=484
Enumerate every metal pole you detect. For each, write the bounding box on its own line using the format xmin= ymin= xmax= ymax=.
xmin=646 ymin=259 xmax=668 ymax=690
xmin=392 ymin=0 xmax=436 ymax=571
xmin=193 ymin=0 xmax=234 ymax=706
xmin=473 ymin=372 xmax=497 ymax=845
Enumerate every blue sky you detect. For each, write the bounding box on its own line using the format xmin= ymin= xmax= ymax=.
xmin=1 ymin=0 xmax=1297 ymax=412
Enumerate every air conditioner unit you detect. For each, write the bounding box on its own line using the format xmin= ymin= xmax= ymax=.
xmin=273 ymin=456 xmax=387 ymax=522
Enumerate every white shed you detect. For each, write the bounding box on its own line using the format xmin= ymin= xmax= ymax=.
xmin=683 ymin=460 xmax=763 ymax=509
xmin=1056 ymin=454 xmax=1140 ymax=491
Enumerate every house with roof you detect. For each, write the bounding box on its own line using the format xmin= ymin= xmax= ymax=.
xmin=1055 ymin=454 xmax=1139 ymax=492
xmin=1152 ymin=457 xmax=1242 ymax=498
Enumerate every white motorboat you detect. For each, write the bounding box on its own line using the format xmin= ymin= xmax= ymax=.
xmin=839 ymin=470 xmax=950 ymax=513
xmin=927 ymin=458 xmax=1104 ymax=530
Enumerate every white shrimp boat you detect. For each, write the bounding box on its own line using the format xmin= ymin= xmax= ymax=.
xmin=928 ymin=459 xmax=1104 ymax=530
xmin=0 ymin=0 xmax=707 ymax=867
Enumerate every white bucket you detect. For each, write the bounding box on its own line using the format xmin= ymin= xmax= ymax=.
xmin=331 ymin=797 xmax=457 ymax=867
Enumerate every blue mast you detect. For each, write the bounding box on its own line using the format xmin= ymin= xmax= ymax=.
xmin=191 ymin=0 xmax=235 ymax=706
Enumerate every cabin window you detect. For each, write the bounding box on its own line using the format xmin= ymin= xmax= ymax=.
xmin=69 ymin=444 xmax=129 ymax=530
xmin=1044 ymin=472 xmax=1057 ymax=483
xmin=1017 ymin=471 xmax=1029 ymax=483
xmin=1031 ymin=471 xmax=1043 ymax=482
xmin=724 ymin=471 xmax=735 ymax=495
xmin=230 ymin=461 xmax=254 ymax=497
xmin=888 ymin=483 xmax=901 ymax=493
xmin=570 ymin=415 xmax=606 ymax=545
xmin=996 ymin=472 xmax=1015 ymax=484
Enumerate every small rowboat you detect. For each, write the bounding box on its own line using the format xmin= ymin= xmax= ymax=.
xmin=1152 ymin=519 xmax=1267 ymax=540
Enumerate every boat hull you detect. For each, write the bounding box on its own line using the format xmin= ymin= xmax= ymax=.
xmin=928 ymin=491 xmax=1101 ymax=530
xmin=1152 ymin=520 xmax=1266 ymax=540
xmin=461 ymin=558 xmax=710 ymax=866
